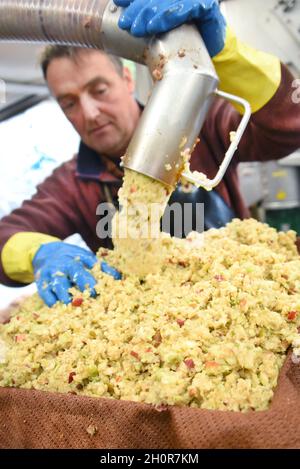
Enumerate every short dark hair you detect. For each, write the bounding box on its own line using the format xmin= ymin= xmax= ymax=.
xmin=40 ymin=45 xmax=124 ymax=79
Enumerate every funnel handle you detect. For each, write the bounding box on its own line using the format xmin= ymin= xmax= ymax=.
xmin=181 ymin=90 xmax=251 ymax=190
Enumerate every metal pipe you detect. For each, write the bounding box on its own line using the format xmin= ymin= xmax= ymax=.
xmin=0 ymin=0 xmax=107 ymax=49
xmin=121 ymin=24 xmax=219 ymax=186
xmin=0 ymin=0 xmax=233 ymax=188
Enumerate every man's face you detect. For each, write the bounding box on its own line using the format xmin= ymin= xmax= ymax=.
xmin=46 ymin=50 xmax=140 ymax=159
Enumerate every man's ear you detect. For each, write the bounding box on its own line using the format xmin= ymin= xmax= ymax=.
xmin=123 ymin=66 xmax=135 ymax=94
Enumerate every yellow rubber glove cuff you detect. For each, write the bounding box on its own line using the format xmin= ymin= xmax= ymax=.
xmin=213 ymin=26 xmax=281 ymax=114
xmin=1 ymin=232 xmax=60 ymax=283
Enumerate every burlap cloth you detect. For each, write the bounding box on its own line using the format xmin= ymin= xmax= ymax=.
xmin=0 ymin=349 xmax=299 ymax=449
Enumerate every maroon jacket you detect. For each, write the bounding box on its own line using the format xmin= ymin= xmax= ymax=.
xmin=0 ymin=64 xmax=299 ymax=286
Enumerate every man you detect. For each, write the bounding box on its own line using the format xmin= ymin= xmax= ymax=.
xmin=0 ymin=0 xmax=299 ymax=307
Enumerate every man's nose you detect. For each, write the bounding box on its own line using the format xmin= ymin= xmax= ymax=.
xmin=80 ymin=95 xmax=101 ymax=121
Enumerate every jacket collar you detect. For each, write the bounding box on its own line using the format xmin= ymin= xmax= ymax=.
xmin=76 ymin=141 xmax=122 ymax=183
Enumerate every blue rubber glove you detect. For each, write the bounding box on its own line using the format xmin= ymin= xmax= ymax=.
xmin=32 ymin=242 xmax=121 ymax=307
xmin=113 ymin=0 xmax=226 ymax=57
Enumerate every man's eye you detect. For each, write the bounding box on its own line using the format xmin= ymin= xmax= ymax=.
xmin=61 ymin=101 xmax=75 ymax=111
xmin=95 ymin=87 xmax=108 ymax=95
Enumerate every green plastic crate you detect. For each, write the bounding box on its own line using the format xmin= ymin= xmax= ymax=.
xmin=265 ymin=208 xmax=300 ymax=235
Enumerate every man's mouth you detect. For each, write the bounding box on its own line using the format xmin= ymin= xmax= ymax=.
xmin=89 ymin=123 xmax=112 ymax=135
